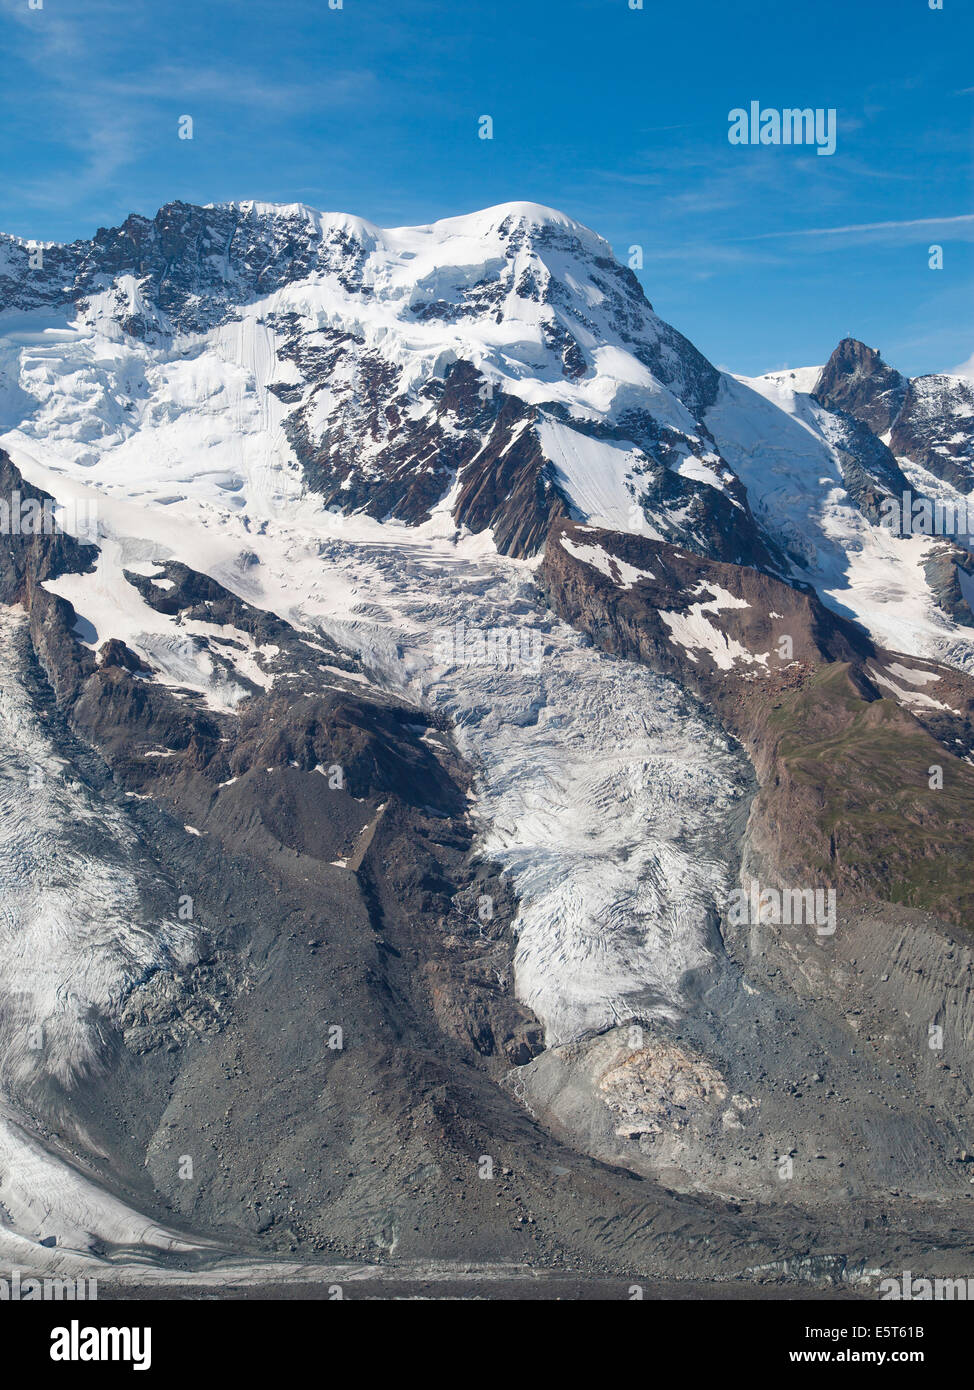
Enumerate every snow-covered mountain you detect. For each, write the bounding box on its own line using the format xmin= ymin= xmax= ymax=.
xmin=3 ymin=200 xmax=972 ymax=666
xmin=0 ymin=199 xmax=773 ymax=563
xmin=708 ymin=346 xmax=974 ymax=668
xmin=2 ymin=199 xmax=974 ymax=1292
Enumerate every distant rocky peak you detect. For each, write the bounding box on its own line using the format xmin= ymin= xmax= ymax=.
xmin=813 ymin=337 xmax=908 ymax=437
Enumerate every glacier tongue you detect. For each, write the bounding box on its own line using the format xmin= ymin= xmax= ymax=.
xmin=271 ymin=526 xmax=750 ymax=1046
xmin=469 ymin=643 xmax=746 ymax=1046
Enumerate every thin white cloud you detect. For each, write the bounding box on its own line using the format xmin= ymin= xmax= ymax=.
xmin=101 ymin=64 xmax=377 ymax=112
xmin=742 ymin=214 xmax=974 ymax=240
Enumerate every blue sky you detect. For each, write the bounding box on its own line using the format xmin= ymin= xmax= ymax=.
xmin=2 ymin=0 xmax=971 ymax=377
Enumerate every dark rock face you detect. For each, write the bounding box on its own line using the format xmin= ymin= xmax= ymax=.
xmin=540 ymin=518 xmax=873 ymax=715
xmin=814 ymin=338 xmax=908 ymax=437
xmin=274 ymin=321 xmax=462 ymax=527
xmin=815 ymin=338 xmax=974 ymax=494
xmin=450 ymin=388 xmax=571 ymax=555
xmin=278 ymin=343 xmax=569 ymax=552
xmin=922 ymin=543 xmax=974 ymax=624
xmin=97 ymin=638 xmax=151 ymax=673
xmin=0 ymin=453 xmax=98 ymax=602
xmin=1 ymin=202 xmax=348 ymax=338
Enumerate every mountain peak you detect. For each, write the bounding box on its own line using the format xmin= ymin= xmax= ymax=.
xmin=210 ymin=199 xmax=385 ymax=245
xmin=421 ymin=199 xmax=608 ymax=244
xmin=824 ymin=336 xmax=890 ymax=374
xmin=200 ymin=197 xmax=609 ymax=254
xmin=813 ymin=336 xmax=907 ymax=436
